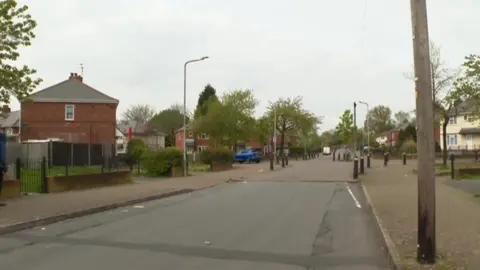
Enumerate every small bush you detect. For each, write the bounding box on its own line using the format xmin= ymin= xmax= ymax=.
xmin=142 ymin=147 xmax=183 ymax=177
xmin=127 ymin=139 xmax=146 ymax=163
xmin=199 ymin=148 xmax=233 ymax=164
xmin=401 ymin=139 xmax=417 ymax=154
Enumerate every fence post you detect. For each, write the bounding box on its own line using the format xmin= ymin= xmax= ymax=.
xmin=450 ymin=154 xmax=455 ymax=180
xmin=41 ymin=156 xmax=48 ymax=193
xmin=285 ymin=154 xmax=289 ymax=165
xmin=333 ymin=151 xmax=336 ymax=161
xmin=65 ymin=154 xmax=69 ymax=176
xmin=15 ymin=157 xmax=21 ymax=180
xmin=367 ymin=154 xmax=371 ymax=168
xmin=384 ymin=153 xmax=388 ymax=167
xmin=101 ymin=158 xmax=105 ymax=173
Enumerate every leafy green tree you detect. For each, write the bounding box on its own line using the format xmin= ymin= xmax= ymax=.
xmin=195 ymin=84 xmax=218 ymax=118
xmin=394 ymin=111 xmax=413 ymax=129
xmin=365 ymin=105 xmax=395 ymax=135
xmin=150 ymin=103 xmax=190 ymax=147
xmin=253 ymin=115 xmax=271 ymax=147
xmin=266 ymin=97 xmax=321 ymax=166
xmin=192 ymin=84 xmax=218 ymax=151
xmin=193 ymin=89 xmax=258 ymax=150
xmin=121 ymin=104 xmax=156 ymax=124
xmin=0 ymin=0 xmax=42 ymax=105
xmin=336 ymin=109 xmax=354 ymax=145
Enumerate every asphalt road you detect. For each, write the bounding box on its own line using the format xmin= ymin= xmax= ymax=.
xmin=0 ymin=181 xmax=390 ymax=269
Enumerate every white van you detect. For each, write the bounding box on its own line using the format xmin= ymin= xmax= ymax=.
xmin=322 ymin=146 xmax=331 ymax=155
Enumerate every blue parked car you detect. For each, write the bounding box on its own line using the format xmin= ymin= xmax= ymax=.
xmin=233 ymin=149 xmax=261 ymax=163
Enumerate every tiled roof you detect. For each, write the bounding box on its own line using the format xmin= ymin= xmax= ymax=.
xmin=27 ymin=77 xmax=118 ymax=104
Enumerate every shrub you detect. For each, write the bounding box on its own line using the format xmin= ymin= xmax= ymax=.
xmin=401 ymin=139 xmax=417 ymax=154
xmin=199 ymin=148 xmax=233 ymax=164
xmin=142 ymin=147 xmax=183 ymax=177
xmin=127 ymin=139 xmax=146 ymax=163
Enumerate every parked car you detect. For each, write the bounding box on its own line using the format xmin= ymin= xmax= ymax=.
xmin=233 ymin=149 xmax=261 ymax=163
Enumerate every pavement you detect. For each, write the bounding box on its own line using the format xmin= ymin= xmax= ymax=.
xmin=0 ymin=156 xmax=393 ymax=269
xmin=361 ymin=159 xmax=480 ymax=269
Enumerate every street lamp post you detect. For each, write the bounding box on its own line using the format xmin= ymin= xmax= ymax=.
xmin=273 ymin=108 xmax=277 ymax=164
xmin=358 ymin=101 xmax=370 ymax=153
xmin=183 ymin=56 xmax=209 ymax=177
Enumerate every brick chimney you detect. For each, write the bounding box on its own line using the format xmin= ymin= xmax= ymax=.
xmin=69 ymin=72 xmax=83 ymax=82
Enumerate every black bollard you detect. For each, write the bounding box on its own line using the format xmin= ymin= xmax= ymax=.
xmin=270 ymin=152 xmax=274 ymax=171
xmin=286 ymin=154 xmax=289 ymax=165
xmin=450 ymin=154 xmax=455 ymax=179
xmin=360 ymin=156 xmax=364 ymax=174
xmin=343 ymin=153 xmax=346 ymax=161
xmin=402 ymin=153 xmax=407 ymax=165
xmin=353 ymin=158 xmax=359 ymax=179
xmin=333 ymin=152 xmax=336 ymax=161
xmin=367 ymin=154 xmax=371 ymax=168
xmin=383 ymin=153 xmax=388 ymax=167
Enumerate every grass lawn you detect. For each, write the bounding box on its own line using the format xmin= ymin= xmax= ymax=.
xmin=21 ymin=165 xmax=130 ymax=178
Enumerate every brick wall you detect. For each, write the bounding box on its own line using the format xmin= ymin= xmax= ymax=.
xmin=21 ymin=102 xmax=117 ymax=144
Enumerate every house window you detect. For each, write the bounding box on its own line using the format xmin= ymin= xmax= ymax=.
xmin=198 ymin=146 xmax=208 ymax=152
xmin=448 ymin=117 xmax=456 ymax=124
xmin=65 ymin=105 xmax=75 ymax=120
xmin=199 ymin=133 xmax=209 ymax=139
xmin=447 ymin=135 xmax=457 ymax=146
xmin=188 ymin=131 xmax=193 ymax=137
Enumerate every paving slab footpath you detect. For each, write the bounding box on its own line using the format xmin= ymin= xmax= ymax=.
xmin=361 ymin=159 xmax=480 ymax=269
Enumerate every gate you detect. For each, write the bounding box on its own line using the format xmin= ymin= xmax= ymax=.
xmin=16 ymin=158 xmax=46 ymax=194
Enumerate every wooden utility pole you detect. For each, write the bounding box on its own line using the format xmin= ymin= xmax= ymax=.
xmin=410 ymin=0 xmax=436 ymax=264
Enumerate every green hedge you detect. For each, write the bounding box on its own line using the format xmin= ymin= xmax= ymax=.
xmin=142 ymin=147 xmax=183 ymax=177
xmin=199 ymin=148 xmax=234 ymax=164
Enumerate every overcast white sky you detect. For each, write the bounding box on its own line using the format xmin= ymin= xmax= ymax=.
xmin=14 ymin=0 xmax=480 ymax=130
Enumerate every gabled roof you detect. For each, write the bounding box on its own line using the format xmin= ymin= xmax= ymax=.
xmin=27 ymin=76 xmax=119 ymax=104
xmin=117 ymin=121 xmax=166 ymax=136
xmin=0 ymin=110 xmax=20 ymax=128
xmin=176 ymin=124 xmax=191 ymax=132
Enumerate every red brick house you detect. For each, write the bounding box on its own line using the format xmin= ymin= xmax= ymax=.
xmin=20 ymin=73 xmax=119 ymax=144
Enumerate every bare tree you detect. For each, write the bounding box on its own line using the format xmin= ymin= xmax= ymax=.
xmin=405 ymin=42 xmax=459 ymax=165
xmin=121 ymin=104 xmax=156 ymax=124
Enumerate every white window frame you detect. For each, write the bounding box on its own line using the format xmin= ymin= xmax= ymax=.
xmin=65 ymin=104 xmax=75 ymax=121
xmin=448 ymin=117 xmax=456 ymax=124
xmin=447 ymin=134 xmax=457 ymax=146
xmin=198 ymin=145 xmax=208 ymax=152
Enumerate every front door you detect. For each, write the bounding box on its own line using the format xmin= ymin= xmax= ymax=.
xmin=466 ymin=134 xmax=473 ymax=149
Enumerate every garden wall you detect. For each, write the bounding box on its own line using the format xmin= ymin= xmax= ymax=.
xmin=46 ymin=171 xmax=132 ymax=193
xmin=0 ymin=179 xmax=21 ymax=199
xmin=211 ymin=161 xmax=233 ymax=172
